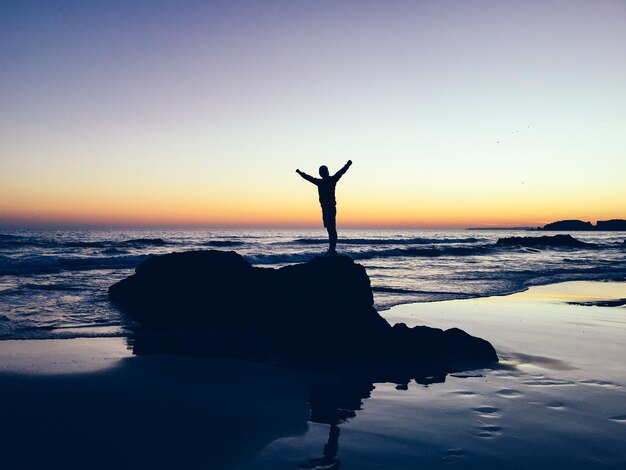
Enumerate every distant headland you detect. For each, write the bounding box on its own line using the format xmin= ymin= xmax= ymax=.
xmin=465 ymin=226 xmax=534 ymax=231
xmin=466 ymin=219 xmax=626 ymax=231
xmin=539 ymin=219 xmax=626 ymax=231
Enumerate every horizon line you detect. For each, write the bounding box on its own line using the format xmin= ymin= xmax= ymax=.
xmin=2 ymin=217 xmax=620 ymax=231
xmin=0 ymin=222 xmax=545 ymax=231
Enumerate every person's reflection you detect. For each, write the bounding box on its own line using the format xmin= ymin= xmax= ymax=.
xmin=301 ymin=373 xmax=449 ymax=469
xmin=301 ymin=380 xmax=373 ymax=469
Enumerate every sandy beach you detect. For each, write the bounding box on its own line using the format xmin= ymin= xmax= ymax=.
xmin=1 ymin=280 xmax=625 ymax=469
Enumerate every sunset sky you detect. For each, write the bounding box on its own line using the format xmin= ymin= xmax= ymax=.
xmin=1 ymin=0 xmax=625 ymax=228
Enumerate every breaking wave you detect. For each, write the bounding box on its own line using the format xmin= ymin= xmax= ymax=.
xmin=291 ymin=237 xmax=483 ymax=245
xmin=200 ymin=240 xmax=244 ymax=247
xmin=0 ymin=235 xmax=174 ymax=249
xmin=0 ymin=254 xmax=149 ymax=276
xmin=63 ymin=238 xmax=174 ymax=248
xmin=245 ymin=245 xmax=493 ymax=265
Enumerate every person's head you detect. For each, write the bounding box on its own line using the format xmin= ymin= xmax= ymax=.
xmin=319 ymin=165 xmax=330 ymax=178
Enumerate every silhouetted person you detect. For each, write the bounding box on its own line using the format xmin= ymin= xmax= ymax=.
xmin=296 ymin=160 xmax=352 ymax=254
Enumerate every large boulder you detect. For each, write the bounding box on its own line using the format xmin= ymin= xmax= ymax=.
xmin=109 ymin=250 xmax=498 ymax=369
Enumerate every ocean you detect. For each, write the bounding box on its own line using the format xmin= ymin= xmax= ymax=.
xmin=0 ymin=228 xmax=625 ymax=341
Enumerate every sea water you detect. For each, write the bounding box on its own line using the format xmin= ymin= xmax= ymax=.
xmin=0 ymin=228 xmax=625 ymax=340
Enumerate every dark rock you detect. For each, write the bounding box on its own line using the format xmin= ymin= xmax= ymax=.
xmin=109 ymin=250 xmax=498 ymax=370
xmin=568 ymin=298 xmax=626 ymax=307
xmin=496 ymin=234 xmax=595 ymax=248
xmin=541 ymin=220 xmax=594 ymax=231
xmin=595 ymin=219 xmax=626 ymax=231
xmin=540 ymin=219 xmax=626 ymax=231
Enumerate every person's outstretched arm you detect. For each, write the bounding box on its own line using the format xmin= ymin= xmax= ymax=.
xmin=296 ymin=169 xmax=319 ymax=185
xmin=332 ymin=160 xmax=352 ymax=182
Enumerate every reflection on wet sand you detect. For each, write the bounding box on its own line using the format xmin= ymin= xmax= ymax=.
xmin=128 ymin=332 xmax=464 ymax=469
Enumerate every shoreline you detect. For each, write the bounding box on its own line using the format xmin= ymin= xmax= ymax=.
xmin=376 ymin=275 xmax=626 ymax=311
xmin=3 ymin=274 xmax=625 ymax=340
xmin=2 ymin=279 xmax=624 ymax=346
xmin=3 ymin=229 xmax=626 ymax=338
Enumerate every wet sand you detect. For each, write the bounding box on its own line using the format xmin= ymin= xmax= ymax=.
xmin=1 ymin=281 xmax=625 ymax=469
xmin=0 ymin=339 xmax=321 ymax=469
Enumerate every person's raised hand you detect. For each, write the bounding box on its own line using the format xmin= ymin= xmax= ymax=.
xmin=296 ymin=169 xmax=301 ymax=174
xmin=347 ymin=160 xmax=352 ymax=166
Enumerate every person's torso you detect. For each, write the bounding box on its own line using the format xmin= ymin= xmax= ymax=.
xmin=317 ymin=178 xmax=336 ymax=208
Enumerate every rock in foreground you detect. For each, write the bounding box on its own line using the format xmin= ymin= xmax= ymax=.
xmin=109 ymin=250 xmax=497 ymax=370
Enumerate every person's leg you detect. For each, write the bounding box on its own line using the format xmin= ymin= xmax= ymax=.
xmin=323 ymin=207 xmax=338 ymax=254
xmin=328 ymin=226 xmax=337 ymax=253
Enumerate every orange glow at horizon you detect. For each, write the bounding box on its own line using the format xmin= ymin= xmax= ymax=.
xmin=2 ymin=185 xmax=624 ymax=228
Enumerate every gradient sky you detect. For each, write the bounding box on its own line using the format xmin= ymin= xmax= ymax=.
xmin=1 ymin=0 xmax=625 ymax=228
